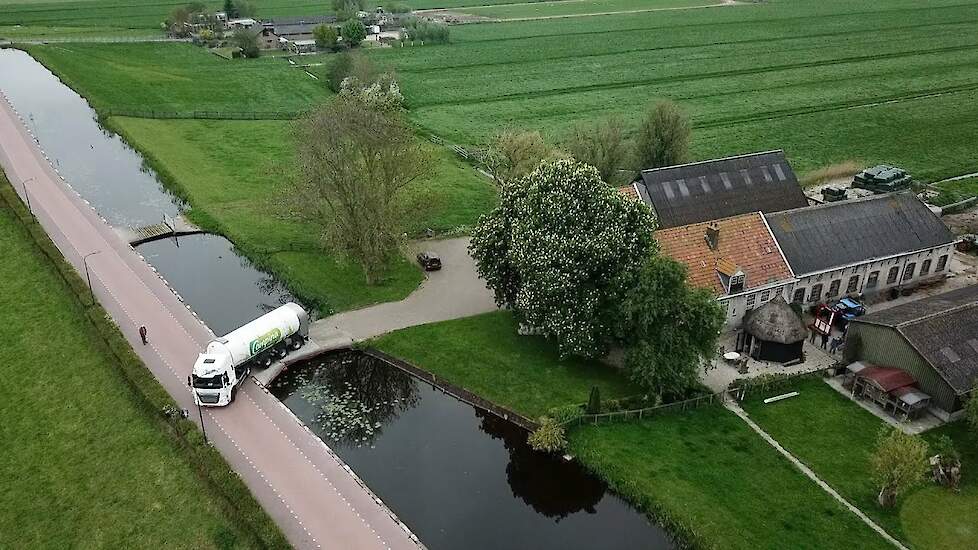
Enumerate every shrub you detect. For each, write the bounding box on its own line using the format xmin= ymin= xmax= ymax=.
xmin=548 ymin=404 xmax=584 ymax=424
xmin=314 ymin=24 xmax=338 ymax=50
xmin=404 ymin=17 xmax=450 ymax=44
xmin=871 ymin=427 xmax=928 ymax=508
xmin=341 ymin=19 xmax=367 ymax=47
xmin=385 ymin=2 xmax=412 ymax=13
xmin=528 ymin=417 xmax=567 ymax=452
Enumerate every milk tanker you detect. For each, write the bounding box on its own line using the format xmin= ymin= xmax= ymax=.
xmin=190 ymin=302 xmax=309 ymax=406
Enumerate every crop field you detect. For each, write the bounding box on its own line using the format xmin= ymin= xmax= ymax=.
xmin=372 ymin=0 xmax=978 ymax=181
xmin=450 ymin=0 xmax=724 ymax=20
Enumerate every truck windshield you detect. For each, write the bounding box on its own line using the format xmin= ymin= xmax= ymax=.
xmin=192 ymin=374 xmax=225 ymax=389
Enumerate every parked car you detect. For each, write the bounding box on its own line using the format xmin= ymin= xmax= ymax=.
xmin=416 ymin=251 xmax=442 ymax=271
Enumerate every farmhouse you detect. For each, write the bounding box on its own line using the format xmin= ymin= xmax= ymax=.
xmin=629 ymin=150 xmax=809 ymax=229
xmin=654 ymin=212 xmax=795 ymax=327
xmin=845 ymin=284 xmax=978 ymax=419
xmin=765 ymin=193 xmax=955 ymax=306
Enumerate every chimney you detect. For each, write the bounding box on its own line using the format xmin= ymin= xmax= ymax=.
xmin=705 ymin=222 xmax=720 ymax=251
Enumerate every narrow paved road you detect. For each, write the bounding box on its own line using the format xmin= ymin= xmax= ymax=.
xmin=309 ymin=238 xmax=498 ymax=344
xmin=0 ymin=93 xmax=421 ymax=550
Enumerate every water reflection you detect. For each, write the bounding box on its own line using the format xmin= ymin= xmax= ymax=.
xmin=272 ymin=351 xmax=673 ymax=550
xmin=0 ymin=49 xmax=182 ymax=227
xmin=137 ymin=234 xmax=296 ymax=336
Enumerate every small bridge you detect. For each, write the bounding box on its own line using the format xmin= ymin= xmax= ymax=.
xmin=116 ymin=213 xmax=204 ymax=246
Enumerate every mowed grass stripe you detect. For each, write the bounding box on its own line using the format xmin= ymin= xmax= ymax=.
xmin=404 ymin=41 xmax=978 ymax=108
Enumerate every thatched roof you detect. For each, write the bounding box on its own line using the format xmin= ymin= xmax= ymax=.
xmin=745 ymin=295 xmax=807 ymax=344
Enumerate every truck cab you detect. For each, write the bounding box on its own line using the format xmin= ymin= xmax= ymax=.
xmin=191 ymin=353 xmax=244 ymax=406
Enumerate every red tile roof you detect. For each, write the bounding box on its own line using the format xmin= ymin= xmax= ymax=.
xmin=858 ymin=366 xmax=917 ymax=392
xmin=655 ymin=212 xmax=792 ymax=296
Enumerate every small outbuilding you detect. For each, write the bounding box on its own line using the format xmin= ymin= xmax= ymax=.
xmin=743 ymin=296 xmax=808 ymax=363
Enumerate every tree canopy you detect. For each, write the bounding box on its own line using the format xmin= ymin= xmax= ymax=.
xmin=479 ymin=130 xmax=555 ymax=187
xmin=620 ymin=256 xmax=724 ymax=401
xmin=635 ymin=100 xmax=690 ymax=170
xmin=313 ymin=24 xmax=338 ymax=50
xmin=470 ymin=159 xmax=657 ymax=358
xmin=562 ymin=116 xmax=629 ymax=185
xmin=341 ymin=19 xmax=367 ymax=47
xmin=871 ymin=427 xmax=928 ymax=508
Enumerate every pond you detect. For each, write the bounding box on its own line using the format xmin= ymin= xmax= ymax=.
xmin=0 ymin=48 xmax=297 ymax=334
xmin=272 ymin=350 xmax=674 ymax=550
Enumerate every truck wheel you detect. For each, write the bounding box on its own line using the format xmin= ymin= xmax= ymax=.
xmin=230 ymin=385 xmax=238 ymax=403
xmin=289 ymin=336 xmax=303 ymax=351
xmin=259 ymin=354 xmax=272 ymax=368
xmin=275 ymin=344 xmax=287 ymax=360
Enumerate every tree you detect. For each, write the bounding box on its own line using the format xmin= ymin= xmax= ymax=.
xmin=404 ymin=17 xmax=450 ymax=44
xmin=291 ymin=99 xmax=431 ymax=283
xmin=586 ymin=386 xmax=601 ymax=415
xmin=341 ymin=19 xmax=367 ymax=47
xmin=223 ymin=0 xmax=237 ymax=18
xmin=562 ymin=116 xmax=629 ymax=185
xmin=339 ymin=75 xmax=403 ymax=111
xmin=479 ymin=130 xmax=554 ymax=187
xmin=231 ymin=28 xmax=260 ymax=58
xmin=313 ymin=24 xmax=338 ymax=50
xmin=634 ymin=100 xmax=690 ymax=170
xmin=620 ymin=256 xmax=724 ymax=399
xmin=527 ymin=416 xmax=567 ymax=452
xmin=233 ymin=0 xmax=257 ymax=17
xmin=871 ymin=427 xmax=928 ymax=508
xmin=930 ymin=435 xmax=962 ymax=491
xmin=469 ymin=159 xmax=657 ymax=358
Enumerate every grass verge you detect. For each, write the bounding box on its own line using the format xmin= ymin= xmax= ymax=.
xmin=0 ymin=177 xmax=288 ymax=549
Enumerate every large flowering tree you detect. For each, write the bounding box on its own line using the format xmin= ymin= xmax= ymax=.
xmin=470 ymin=159 xmax=657 ymax=358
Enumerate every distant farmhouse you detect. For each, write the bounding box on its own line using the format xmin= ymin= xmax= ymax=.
xmin=846 ymin=285 xmax=978 ymax=420
xmin=629 ymin=152 xmax=956 ymax=327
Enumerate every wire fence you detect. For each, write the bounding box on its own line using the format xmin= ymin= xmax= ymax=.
xmin=561 ymin=389 xmax=740 ymax=427
xmin=103 ymin=108 xmax=301 ymax=120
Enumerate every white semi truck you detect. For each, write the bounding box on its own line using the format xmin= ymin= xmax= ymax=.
xmin=189 ymin=302 xmax=310 ymax=407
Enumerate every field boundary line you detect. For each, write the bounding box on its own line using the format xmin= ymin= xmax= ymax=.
xmin=725 ymin=400 xmax=909 ymax=550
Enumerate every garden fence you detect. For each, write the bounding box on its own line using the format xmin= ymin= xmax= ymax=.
xmin=562 ymin=389 xmax=740 ymax=428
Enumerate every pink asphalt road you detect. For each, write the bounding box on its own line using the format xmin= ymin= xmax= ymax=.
xmin=0 ymin=94 xmax=422 ymax=550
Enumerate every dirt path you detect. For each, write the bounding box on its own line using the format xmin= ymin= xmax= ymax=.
xmin=724 ymin=401 xmax=909 ymax=550
xmin=310 ymin=237 xmax=498 ymax=343
xmin=0 ymin=92 xmax=421 ymax=550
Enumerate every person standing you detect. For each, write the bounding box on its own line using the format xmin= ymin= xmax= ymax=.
xmin=139 ymin=325 xmax=148 ymax=345
xmin=820 ymin=332 xmax=829 ymax=350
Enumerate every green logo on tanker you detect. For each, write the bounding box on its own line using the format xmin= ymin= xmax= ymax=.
xmin=250 ymin=328 xmax=283 ymax=355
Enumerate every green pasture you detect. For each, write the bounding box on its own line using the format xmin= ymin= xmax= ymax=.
xmin=742 ymin=377 xmax=978 ymax=550
xmin=456 ymin=0 xmax=719 ymax=19
xmin=368 ymin=0 xmax=978 ymax=180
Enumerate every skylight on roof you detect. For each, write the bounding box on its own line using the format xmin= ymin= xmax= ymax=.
xmin=720 ymin=172 xmax=732 ymax=190
xmin=941 ymin=346 xmax=961 ymax=363
xmin=740 ymin=169 xmax=752 ymax=186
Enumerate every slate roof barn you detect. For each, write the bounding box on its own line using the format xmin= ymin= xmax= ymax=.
xmin=765 ymin=192 xmax=954 ymax=276
xmin=846 ymin=285 xmax=978 ymax=416
xmin=632 ymin=150 xmax=809 ymax=229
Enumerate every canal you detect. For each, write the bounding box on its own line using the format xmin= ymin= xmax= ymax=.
xmin=0 ymin=47 xmax=675 ymax=549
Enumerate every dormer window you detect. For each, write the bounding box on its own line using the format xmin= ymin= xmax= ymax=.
xmin=729 ymin=271 xmax=745 ymax=294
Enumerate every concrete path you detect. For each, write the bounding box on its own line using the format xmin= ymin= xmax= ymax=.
xmin=310 ymin=237 xmax=498 ymax=343
xmin=724 ymin=401 xmax=909 ymax=550
xmin=0 ymin=93 xmax=421 ymax=550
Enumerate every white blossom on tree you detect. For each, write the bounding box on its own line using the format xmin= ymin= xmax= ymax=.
xmin=469 ymin=159 xmax=657 ymax=358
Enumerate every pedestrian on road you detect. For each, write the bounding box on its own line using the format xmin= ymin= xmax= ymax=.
xmin=809 ymin=328 xmax=816 ymax=344
xmin=820 ymin=332 xmax=829 ymax=349
xmin=830 ymin=336 xmax=840 ymax=354
xmin=139 ymin=325 xmax=148 ymax=345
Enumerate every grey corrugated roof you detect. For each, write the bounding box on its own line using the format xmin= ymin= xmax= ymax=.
xmin=264 ymin=15 xmax=336 ymax=26
xmin=765 ymin=193 xmax=953 ymax=275
xmin=635 ymin=150 xmax=808 ymax=229
xmin=853 ymin=285 xmax=978 ymax=394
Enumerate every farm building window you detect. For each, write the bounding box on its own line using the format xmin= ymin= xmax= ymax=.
xmin=746 ymin=294 xmax=756 ymax=310
xmin=937 ymin=255 xmax=949 ymax=271
xmin=792 ymin=287 xmax=806 ymax=304
xmin=886 ymin=266 xmax=900 ymax=284
xmin=760 ymin=289 xmax=770 ymax=302
xmin=920 ymin=259 xmax=932 ymax=276
xmin=809 ymin=284 xmax=822 ymax=303
xmin=903 ymin=262 xmax=916 ymax=281
xmin=866 ymin=271 xmax=879 ymax=288
xmin=827 ymin=279 xmax=841 ymax=297
xmin=846 ymin=275 xmax=859 ymax=294
xmin=728 ymin=272 xmax=745 ymax=294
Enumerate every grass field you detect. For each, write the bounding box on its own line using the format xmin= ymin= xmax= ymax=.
xmin=371 ymin=311 xmax=641 ymax=418
xmin=370 ymin=0 xmax=978 ymax=181
xmin=108 ymin=116 xmax=495 ymax=312
xmin=934 ymin=177 xmax=978 ymax=207
xmin=27 ymin=42 xmax=328 ymax=113
xmin=454 ymin=0 xmax=723 ymax=20
xmin=0 ymin=181 xmax=258 ymax=549
xmin=742 ymin=377 xmax=978 ymax=550
xmin=569 ymin=407 xmax=892 ymax=550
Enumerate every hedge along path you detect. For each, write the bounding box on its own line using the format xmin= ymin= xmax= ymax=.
xmin=724 ymin=401 xmax=910 ymax=550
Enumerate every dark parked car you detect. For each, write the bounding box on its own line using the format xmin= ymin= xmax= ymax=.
xmin=417 ymin=251 xmax=442 ymax=271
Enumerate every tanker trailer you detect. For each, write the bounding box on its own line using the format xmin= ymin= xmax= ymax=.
xmin=189 ymin=302 xmax=309 ymax=406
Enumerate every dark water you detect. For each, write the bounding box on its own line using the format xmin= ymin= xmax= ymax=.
xmin=0 ymin=49 xmax=298 ymax=333
xmin=272 ymin=351 xmax=674 ymax=550
xmin=0 ymin=48 xmax=181 ymax=228
xmin=137 ymin=234 xmax=295 ymax=336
